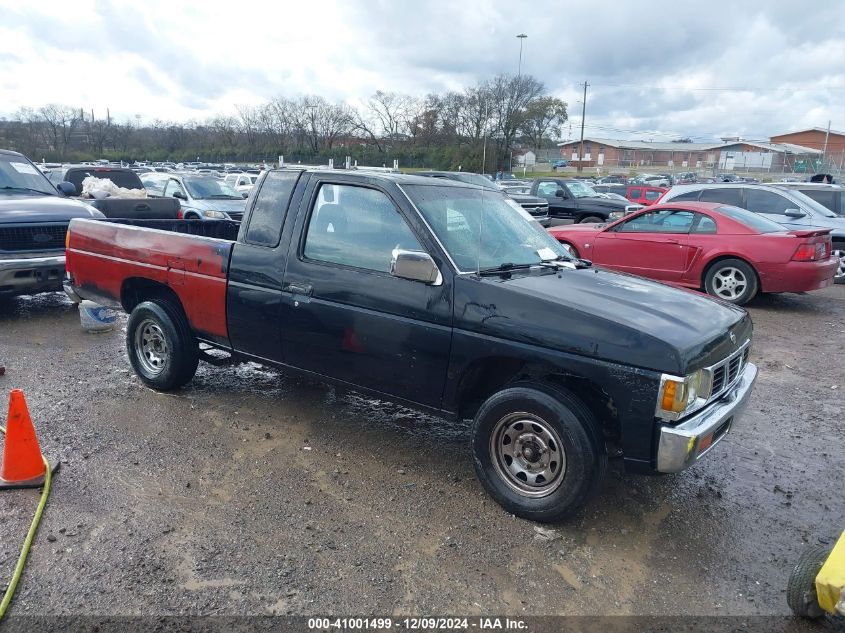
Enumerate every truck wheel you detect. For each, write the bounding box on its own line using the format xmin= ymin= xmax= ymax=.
xmin=704 ymin=259 xmax=758 ymax=305
xmin=126 ymin=300 xmax=199 ymax=391
xmin=578 ymin=216 xmax=603 ymax=223
xmin=833 ymin=242 xmax=845 ymax=284
xmin=787 ymin=543 xmax=832 ymax=618
xmin=471 ymin=384 xmax=606 ymax=523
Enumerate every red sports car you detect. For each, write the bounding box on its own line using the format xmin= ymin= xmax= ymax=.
xmin=548 ymin=202 xmax=837 ymax=305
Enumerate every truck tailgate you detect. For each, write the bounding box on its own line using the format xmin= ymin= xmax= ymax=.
xmin=67 ymin=218 xmax=233 ymax=344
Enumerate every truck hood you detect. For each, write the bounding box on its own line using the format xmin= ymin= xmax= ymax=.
xmin=509 ymin=193 xmax=547 ymax=206
xmin=454 ymin=267 xmax=751 ymax=375
xmin=577 ymin=196 xmax=630 ymax=209
xmin=0 ymin=194 xmax=102 ymax=223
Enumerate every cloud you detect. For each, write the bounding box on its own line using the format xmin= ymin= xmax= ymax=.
xmin=1 ymin=0 xmax=844 ymax=140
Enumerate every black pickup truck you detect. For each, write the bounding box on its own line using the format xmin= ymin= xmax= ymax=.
xmin=529 ymin=177 xmax=637 ymax=225
xmin=66 ymin=168 xmax=758 ymax=522
xmin=0 ymin=149 xmax=104 ymax=296
xmin=48 ymin=166 xmax=180 ymax=219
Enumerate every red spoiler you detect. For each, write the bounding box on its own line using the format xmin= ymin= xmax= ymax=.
xmin=789 ymin=228 xmax=832 ymax=239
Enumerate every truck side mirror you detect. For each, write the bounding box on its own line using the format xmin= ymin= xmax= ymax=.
xmin=57 ymin=181 xmax=76 ymax=196
xmin=555 ymin=189 xmax=566 ymax=198
xmin=784 ymin=208 xmax=806 ymax=218
xmin=390 ymin=249 xmax=442 ymax=285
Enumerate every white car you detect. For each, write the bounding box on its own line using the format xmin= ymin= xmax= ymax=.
xmin=224 ymin=172 xmax=263 ymax=194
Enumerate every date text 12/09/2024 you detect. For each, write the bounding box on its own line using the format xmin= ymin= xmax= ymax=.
xmin=307 ymin=617 xmax=527 ymax=630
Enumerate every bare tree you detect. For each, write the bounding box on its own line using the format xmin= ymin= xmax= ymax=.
xmin=520 ymin=96 xmax=568 ymax=150
xmin=38 ymin=104 xmax=82 ymax=153
xmin=487 ymin=74 xmax=544 ymax=164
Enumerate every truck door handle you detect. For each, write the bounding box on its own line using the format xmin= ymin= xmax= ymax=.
xmin=287 ymin=283 xmax=313 ymax=296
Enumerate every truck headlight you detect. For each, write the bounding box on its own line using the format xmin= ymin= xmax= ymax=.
xmin=656 ymin=370 xmax=712 ymax=420
xmin=202 ymin=210 xmax=227 ymax=219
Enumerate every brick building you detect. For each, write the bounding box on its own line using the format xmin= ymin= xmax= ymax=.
xmin=769 ymin=127 xmax=845 ymax=165
xmin=556 ymin=138 xmax=724 ymax=170
xmin=556 ymin=137 xmax=821 ymax=172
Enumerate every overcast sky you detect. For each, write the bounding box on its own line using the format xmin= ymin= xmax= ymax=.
xmin=2 ymin=0 xmax=845 ymax=142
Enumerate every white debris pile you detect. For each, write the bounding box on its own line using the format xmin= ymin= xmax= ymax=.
xmin=80 ymin=176 xmax=147 ymax=200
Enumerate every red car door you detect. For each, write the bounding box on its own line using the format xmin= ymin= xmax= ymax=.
xmin=592 ymin=209 xmax=695 ymax=282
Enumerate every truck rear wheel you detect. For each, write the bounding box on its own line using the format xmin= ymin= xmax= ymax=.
xmin=126 ymin=300 xmax=199 ymax=391
xmin=471 ymin=383 xmax=606 ymax=523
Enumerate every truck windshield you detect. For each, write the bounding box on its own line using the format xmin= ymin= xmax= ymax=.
xmin=183 ymin=177 xmax=241 ymax=200
xmin=0 ymin=156 xmax=56 ymax=196
xmin=404 ymin=185 xmax=571 ymax=272
xmin=567 ymin=181 xmax=599 ymax=198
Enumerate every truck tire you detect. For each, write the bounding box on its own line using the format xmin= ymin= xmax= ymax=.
xmin=833 ymin=242 xmax=845 ymax=284
xmin=126 ymin=299 xmax=199 ymax=391
xmin=471 ymin=383 xmax=606 ymax=523
xmin=578 ymin=215 xmax=604 ymax=223
xmin=787 ymin=542 xmax=832 ymax=618
xmin=704 ymin=258 xmax=758 ymax=305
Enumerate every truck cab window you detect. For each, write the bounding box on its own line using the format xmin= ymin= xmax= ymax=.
xmin=304 ymin=184 xmax=423 ymax=273
xmin=245 ymin=170 xmax=300 ymax=246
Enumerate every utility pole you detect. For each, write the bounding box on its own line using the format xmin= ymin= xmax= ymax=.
xmin=822 ymin=119 xmax=831 ymax=171
xmin=516 ymin=34 xmax=527 ymax=76
xmin=577 ymin=81 xmax=588 ymax=173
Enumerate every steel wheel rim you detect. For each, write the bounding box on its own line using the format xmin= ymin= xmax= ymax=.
xmin=489 ymin=412 xmax=566 ymax=498
xmin=834 ymin=248 xmax=845 ymax=279
xmin=134 ymin=319 xmax=169 ymax=376
xmin=712 ymin=267 xmax=747 ymax=300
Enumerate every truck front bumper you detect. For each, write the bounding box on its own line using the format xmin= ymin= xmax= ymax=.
xmin=656 ymin=362 xmax=758 ymax=473
xmin=0 ymin=254 xmax=66 ymax=296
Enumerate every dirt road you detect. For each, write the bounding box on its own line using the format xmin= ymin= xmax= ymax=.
xmin=0 ymin=287 xmax=842 ymax=621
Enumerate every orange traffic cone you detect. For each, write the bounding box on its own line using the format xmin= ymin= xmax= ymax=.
xmin=0 ymin=389 xmax=53 ymax=489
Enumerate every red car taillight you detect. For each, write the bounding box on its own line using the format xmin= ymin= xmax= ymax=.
xmin=792 ymin=242 xmax=827 ymax=261
xmin=176 ymin=207 xmax=183 ymax=220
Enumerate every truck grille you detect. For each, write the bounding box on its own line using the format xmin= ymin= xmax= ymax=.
xmin=708 ymin=342 xmax=750 ymax=399
xmin=0 ymin=223 xmax=68 ymax=252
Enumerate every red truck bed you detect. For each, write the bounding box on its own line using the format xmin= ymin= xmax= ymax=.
xmin=66 ymin=219 xmax=234 ymax=342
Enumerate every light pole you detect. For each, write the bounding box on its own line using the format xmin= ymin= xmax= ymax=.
xmin=516 ymin=34 xmax=527 ymax=76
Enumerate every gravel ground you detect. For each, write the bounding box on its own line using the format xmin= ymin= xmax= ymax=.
xmin=0 ymin=287 xmax=842 ymax=623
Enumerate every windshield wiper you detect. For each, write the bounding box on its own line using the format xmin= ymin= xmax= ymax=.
xmin=207 ymin=194 xmax=240 ymax=199
xmin=477 ymin=262 xmax=536 ymax=276
xmin=541 ymin=255 xmax=593 ymax=269
xmin=0 ymin=186 xmax=53 ymax=196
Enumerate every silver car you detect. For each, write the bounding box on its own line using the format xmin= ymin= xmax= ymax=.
xmin=141 ymin=173 xmax=246 ymax=221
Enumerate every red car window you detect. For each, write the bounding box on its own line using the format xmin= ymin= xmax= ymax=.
xmin=617 ymin=209 xmax=695 ymax=233
xmin=692 ymin=214 xmax=717 ymax=234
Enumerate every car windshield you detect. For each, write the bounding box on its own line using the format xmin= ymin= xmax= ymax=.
xmin=183 ymin=177 xmax=241 ymax=199
xmin=716 ymin=205 xmax=785 ymax=233
xmin=403 ymin=184 xmax=570 ymax=271
xmin=567 ymin=181 xmax=599 ymax=198
xmin=0 ymin=155 xmax=56 ymax=195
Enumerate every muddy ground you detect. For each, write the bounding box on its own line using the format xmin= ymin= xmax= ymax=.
xmin=0 ymin=287 xmax=842 ymax=622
